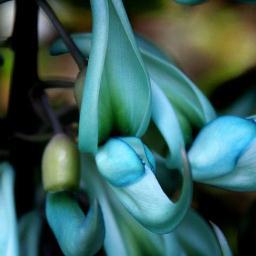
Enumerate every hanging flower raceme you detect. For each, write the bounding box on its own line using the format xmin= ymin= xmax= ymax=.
xmin=189 ymin=115 xmax=256 ymax=191
xmin=0 ymin=162 xmax=19 ymax=256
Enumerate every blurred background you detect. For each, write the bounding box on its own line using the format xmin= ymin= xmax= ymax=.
xmin=0 ymin=0 xmax=256 ymax=255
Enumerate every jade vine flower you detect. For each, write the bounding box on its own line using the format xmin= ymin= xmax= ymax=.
xmin=41 ymin=0 xmax=255 ymax=255
xmin=76 ymin=0 xmax=151 ymax=154
xmin=95 ymin=137 xmax=191 ymax=233
xmin=189 ymin=116 xmax=256 ymax=191
xmin=50 ymin=32 xmax=216 ymax=167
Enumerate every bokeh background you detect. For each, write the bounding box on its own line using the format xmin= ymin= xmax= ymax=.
xmin=1 ymin=0 xmax=256 ymax=255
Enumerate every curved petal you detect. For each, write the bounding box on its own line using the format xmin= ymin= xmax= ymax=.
xmin=96 ymin=138 xmax=192 ymax=234
xmin=189 ymin=116 xmax=256 ymax=186
xmin=203 ymin=138 xmax=256 ymax=191
xmin=81 ymin=155 xmax=165 ymax=256
xmin=78 ymin=0 xmax=151 ymax=153
xmin=151 ymin=80 xmax=184 ymax=168
xmin=0 ymin=162 xmax=19 ymax=256
xmin=46 ymin=192 xmax=105 ymax=256
xmin=143 ymin=49 xmax=216 ymax=128
xmin=50 ymin=32 xmax=214 ymax=130
xmin=95 ymin=138 xmax=146 ymax=187
xmin=211 ymin=222 xmax=233 ymax=256
xmin=19 ymin=211 xmax=41 ymax=256
xmin=164 ymin=209 xmax=230 ymax=256
xmin=50 ymin=32 xmax=173 ymax=64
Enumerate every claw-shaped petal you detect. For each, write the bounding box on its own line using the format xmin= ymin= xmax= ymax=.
xmin=189 ymin=116 xmax=256 ymax=191
xmin=50 ymin=32 xmax=215 ymax=144
xmin=77 ymin=0 xmax=151 ymax=153
xmin=96 ymin=137 xmax=192 ymax=234
xmin=46 ymin=192 xmax=105 ymax=256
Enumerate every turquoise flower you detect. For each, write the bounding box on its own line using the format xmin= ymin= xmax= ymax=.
xmin=189 ymin=116 xmax=256 ymax=191
xmin=51 ymin=32 xmax=216 ymax=166
xmin=76 ymin=0 xmax=151 ymax=154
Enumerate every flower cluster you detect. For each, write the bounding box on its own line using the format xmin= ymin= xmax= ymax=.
xmin=1 ymin=0 xmax=256 ymax=255
xmin=43 ymin=0 xmax=256 ymax=255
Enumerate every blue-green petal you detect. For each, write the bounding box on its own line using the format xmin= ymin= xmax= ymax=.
xmin=0 ymin=162 xmax=19 ymax=256
xmin=189 ymin=116 xmax=256 ymax=191
xmin=151 ymin=80 xmax=184 ymax=168
xmin=19 ymin=211 xmax=41 ymax=256
xmin=96 ymin=138 xmax=192 ymax=233
xmin=96 ymin=138 xmax=145 ymax=187
xmin=50 ymin=32 xmax=173 ymax=64
xmin=50 ymin=32 xmax=215 ymax=132
xmin=78 ymin=0 xmax=151 ymax=153
xmin=164 ymin=209 xmax=231 ymax=256
xmin=46 ymin=192 xmax=104 ymax=256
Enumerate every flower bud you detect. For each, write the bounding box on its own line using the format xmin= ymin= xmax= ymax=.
xmin=42 ymin=134 xmax=80 ymax=192
xmin=189 ymin=116 xmax=256 ymax=191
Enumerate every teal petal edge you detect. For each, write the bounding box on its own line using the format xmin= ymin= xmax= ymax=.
xmin=46 ymin=192 xmax=105 ymax=256
xmin=0 ymin=162 xmax=19 ymax=256
xmin=19 ymin=211 xmax=41 ymax=256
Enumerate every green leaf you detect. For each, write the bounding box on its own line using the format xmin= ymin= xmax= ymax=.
xmin=0 ymin=162 xmax=19 ymax=256
xmin=78 ymin=0 xmax=151 ymax=153
xmin=46 ymin=192 xmax=105 ymax=256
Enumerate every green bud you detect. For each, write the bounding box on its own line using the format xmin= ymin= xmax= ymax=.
xmin=42 ymin=134 xmax=80 ymax=192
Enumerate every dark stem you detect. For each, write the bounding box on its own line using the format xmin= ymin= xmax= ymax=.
xmin=39 ymin=79 xmax=75 ymax=89
xmin=37 ymin=0 xmax=87 ymax=70
xmin=6 ymin=0 xmax=42 ymax=216
xmin=40 ymin=93 xmax=63 ymax=134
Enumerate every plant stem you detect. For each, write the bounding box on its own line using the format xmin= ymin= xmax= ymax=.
xmin=40 ymin=93 xmax=63 ymax=134
xmin=6 ymin=0 xmax=41 ymax=216
xmin=37 ymin=0 xmax=87 ymax=70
